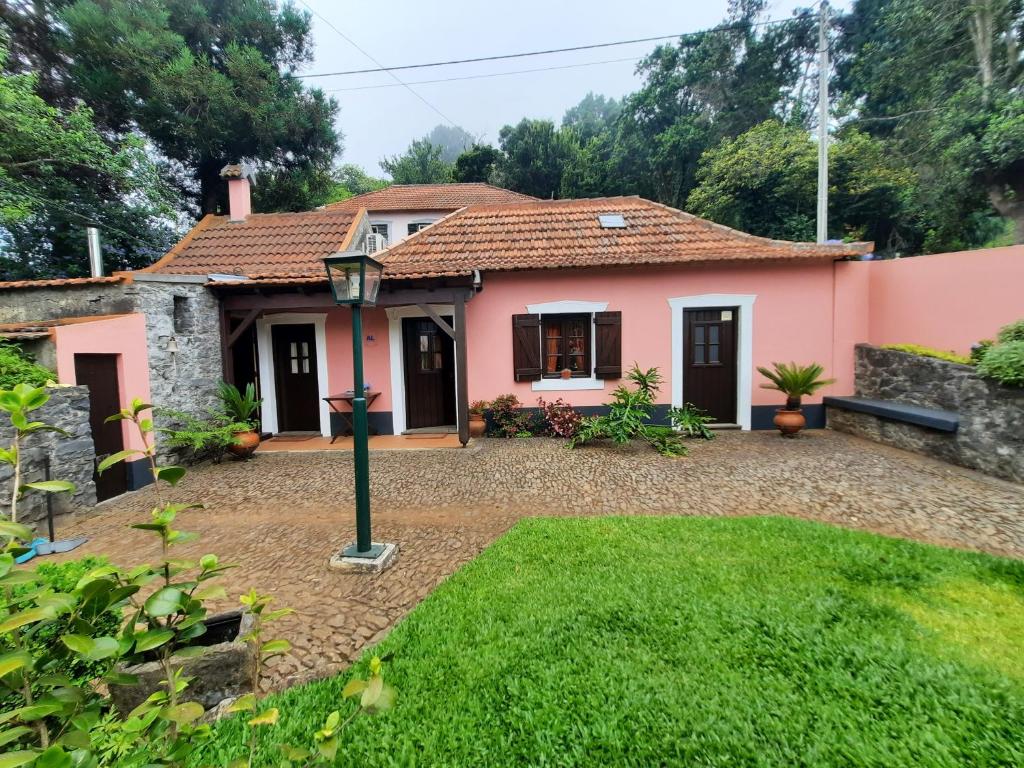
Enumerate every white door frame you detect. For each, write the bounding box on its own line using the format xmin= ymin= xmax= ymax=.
xmin=256 ymin=313 xmax=331 ymax=436
xmin=386 ymin=304 xmax=456 ymax=435
xmin=668 ymin=294 xmax=756 ymax=430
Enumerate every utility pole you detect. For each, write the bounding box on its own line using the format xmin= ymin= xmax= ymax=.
xmin=816 ymin=1 xmax=830 ymax=244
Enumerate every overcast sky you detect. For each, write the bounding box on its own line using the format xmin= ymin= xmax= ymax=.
xmin=301 ymin=0 xmax=851 ymax=176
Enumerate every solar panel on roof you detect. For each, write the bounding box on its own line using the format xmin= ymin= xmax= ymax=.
xmin=598 ymin=214 xmax=626 ymax=228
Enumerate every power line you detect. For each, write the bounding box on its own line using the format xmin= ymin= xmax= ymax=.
xmin=297 ymin=14 xmax=819 ymax=80
xmin=324 ymin=56 xmax=642 ymax=93
xmin=295 ymin=0 xmax=461 ymax=129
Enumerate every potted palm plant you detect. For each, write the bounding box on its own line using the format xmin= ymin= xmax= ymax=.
xmin=757 ymin=362 xmax=834 ymax=437
xmin=217 ymin=381 xmax=262 ymax=458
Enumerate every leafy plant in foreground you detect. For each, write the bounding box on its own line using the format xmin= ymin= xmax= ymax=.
xmin=569 ymin=365 xmax=688 ymax=456
xmin=217 ymin=381 xmax=262 ymax=428
xmin=668 ymin=403 xmax=715 ymax=440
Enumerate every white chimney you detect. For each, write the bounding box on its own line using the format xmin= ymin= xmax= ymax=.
xmin=86 ymin=226 xmax=103 ymax=277
xmin=220 ymin=162 xmax=256 ymax=221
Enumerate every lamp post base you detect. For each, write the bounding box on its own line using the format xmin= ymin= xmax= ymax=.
xmin=329 ymin=542 xmax=398 ymax=573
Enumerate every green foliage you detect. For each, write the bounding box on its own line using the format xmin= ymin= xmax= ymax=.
xmin=668 ymin=402 xmax=715 ymax=439
xmin=453 ymin=144 xmax=502 ymax=183
xmin=421 ymin=124 xmax=476 ymax=164
xmin=996 ymin=319 xmax=1024 ymax=345
xmin=536 ymin=397 xmax=583 ymax=438
xmin=238 ymin=590 xmax=293 ymax=697
xmin=324 ymin=164 xmax=389 ymax=204
xmin=157 ymin=409 xmax=250 ymax=464
xmin=216 ymin=381 xmax=261 ymax=427
xmin=0 ymin=345 xmax=54 ymax=390
xmin=197 ymin=516 xmax=1024 ymax=766
xmin=757 ymin=362 xmax=835 ymax=409
xmin=971 ymin=339 xmax=995 ymax=365
xmin=380 ymin=139 xmax=453 ymax=184
xmin=492 ymin=118 xmax=576 ymax=199
xmin=976 ymin=340 xmax=1024 ymax=387
xmin=881 ymin=344 xmax=972 ymax=366
xmin=569 ymin=365 xmax=688 ymax=456
xmin=484 ymin=394 xmax=536 ymax=437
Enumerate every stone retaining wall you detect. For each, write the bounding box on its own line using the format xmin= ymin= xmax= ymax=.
xmin=0 ymin=386 xmax=97 ymax=526
xmin=827 ymin=345 xmax=1023 ymax=482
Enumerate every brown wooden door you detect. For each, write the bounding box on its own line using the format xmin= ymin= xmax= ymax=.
xmin=74 ymin=354 xmax=128 ymax=502
xmin=272 ymin=324 xmax=320 ymax=432
xmin=683 ymin=308 xmax=738 ymax=424
xmin=403 ymin=316 xmax=455 ymax=429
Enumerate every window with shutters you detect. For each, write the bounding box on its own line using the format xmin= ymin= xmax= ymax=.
xmin=541 ymin=314 xmax=591 ymax=377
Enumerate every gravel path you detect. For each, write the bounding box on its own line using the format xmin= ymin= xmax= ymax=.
xmin=52 ymin=430 xmax=1024 ymax=689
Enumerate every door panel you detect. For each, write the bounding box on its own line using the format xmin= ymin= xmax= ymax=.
xmin=74 ymin=354 xmax=128 ymax=502
xmin=271 ymin=324 xmax=320 ymax=432
xmin=403 ymin=317 xmax=455 ymax=429
xmin=683 ymin=308 xmax=738 ymax=423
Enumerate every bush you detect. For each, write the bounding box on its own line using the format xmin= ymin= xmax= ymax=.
xmin=485 ymin=394 xmax=537 ymax=437
xmin=669 ymin=403 xmax=715 ymax=439
xmin=996 ymin=319 xmax=1024 ymax=345
xmin=536 ymin=397 xmax=583 ymax=438
xmin=970 ymin=340 xmax=994 ymax=365
xmin=157 ymin=408 xmax=251 ymax=463
xmin=881 ymin=344 xmax=972 ymax=366
xmin=0 ymin=342 xmax=54 ymax=389
xmin=976 ymin=340 xmax=1024 ymax=387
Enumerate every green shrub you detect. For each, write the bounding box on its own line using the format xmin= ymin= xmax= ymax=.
xmin=996 ymin=319 xmax=1024 ymax=345
xmin=976 ymin=340 xmax=1024 ymax=387
xmin=485 ymin=394 xmax=538 ymax=437
xmin=0 ymin=342 xmax=55 ymax=389
xmin=881 ymin=344 xmax=972 ymax=366
xmin=668 ymin=402 xmax=715 ymax=439
xmin=158 ymin=407 xmax=250 ymax=463
xmin=970 ymin=340 xmax=994 ymax=365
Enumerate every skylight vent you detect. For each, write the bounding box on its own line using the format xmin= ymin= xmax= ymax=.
xmin=598 ymin=213 xmax=626 ymax=228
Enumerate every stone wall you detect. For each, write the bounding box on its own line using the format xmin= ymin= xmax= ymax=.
xmin=0 ymin=387 xmax=97 ymax=526
xmin=827 ymin=345 xmax=1024 ymax=482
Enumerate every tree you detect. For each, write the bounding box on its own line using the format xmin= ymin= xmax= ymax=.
xmin=453 ymin=144 xmax=501 ymax=183
xmin=322 ymin=163 xmax=389 ymax=203
xmin=492 ymin=119 xmax=578 ymax=199
xmin=3 ymin=0 xmax=342 ymax=216
xmin=380 ymin=139 xmax=453 ymax=184
xmin=423 ymin=124 xmax=476 ymax=164
xmin=562 ymin=93 xmax=620 ymax=143
xmin=835 ymin=0 xmax=1024 ymax=246
xmin=0 ymin=48 xmax=178 ymax=279
xmin=687 ymin=120 xmax=921 ymax=250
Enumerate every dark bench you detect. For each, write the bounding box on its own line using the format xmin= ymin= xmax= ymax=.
xmin=823 ymin=396 xmax=959 ymax=433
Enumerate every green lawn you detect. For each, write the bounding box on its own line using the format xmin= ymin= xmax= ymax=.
xmin=199 ymin=517 xmax=1024 ymax=767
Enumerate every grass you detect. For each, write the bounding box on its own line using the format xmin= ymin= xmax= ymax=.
xmin=198 ymin=517 xmax=1024 ymax=767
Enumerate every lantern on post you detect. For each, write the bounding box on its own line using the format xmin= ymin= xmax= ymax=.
xmin=323 ymin=252 xmax=392 ymax=568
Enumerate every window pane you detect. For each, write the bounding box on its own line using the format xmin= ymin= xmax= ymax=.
xmin=694 ymin=326 xmax=705 ymax=345
xmin=419 ymin=334 xmax=429 ymax=352
xmin=709 ymin=344 xmax=720 ymax=364
xmin=290 ymin=358 xmax=298 ymax=374
xmin=290 ymin=342 xmax=297 ymax=357
xmin=709 ymin=326 xmax=719 ymax=344
xmin=546 ymin=355 xmax=560 ymax=373
xmin=694 ymin=345 xmax=705 ymax=364
xmin=434 ymin=351 xmax=443 ymax=369
xmin=302 ymin=359 xmax=310 ymax=374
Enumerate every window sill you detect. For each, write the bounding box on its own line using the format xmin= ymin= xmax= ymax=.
xmin=532 ymin=377 xmax=605 ymax=392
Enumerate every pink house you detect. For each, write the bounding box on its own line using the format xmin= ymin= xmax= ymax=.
xmin=141 ymin=177 xmax=873 ymax=443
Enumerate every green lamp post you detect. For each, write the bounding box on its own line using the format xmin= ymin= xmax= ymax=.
xmin=323 ymin=251 xmax=385 ymax=559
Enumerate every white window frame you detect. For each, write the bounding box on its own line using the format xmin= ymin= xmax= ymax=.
xmin=526 ymin=300 xmax=608 ymax=392
xmin=386 ymin=304 xmax=458 ymax=435
xmin=406 ymin=220 xmax=437 ymax=236
xmin=667 ymin=294 xmax=756 ymax=430
xmin=370 ymin=222 xmax=390 ymax=242
xmin=256 ymin=313 xmax=331 ymax=437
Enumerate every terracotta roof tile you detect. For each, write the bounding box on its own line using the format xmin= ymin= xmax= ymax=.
xmin=0 ymin=275 xmax=127 ymax=291
xmin=324 ymin=183 xmax=537 ymax=213
xmin=148 ymin=210 xmax=358 ymax=279
xmin=379 ymin=197 xmax=874 ymax=278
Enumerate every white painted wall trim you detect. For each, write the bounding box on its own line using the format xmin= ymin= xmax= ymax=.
xmin=525 ymin=300 xmax=609 ymax=393
xmin=256 ymin=313 xmax=331 ymax=437
xmin=385 ymin=304 xmax=456 ymax=435
xmin=668 ymin=294 xmax=756 ymax=430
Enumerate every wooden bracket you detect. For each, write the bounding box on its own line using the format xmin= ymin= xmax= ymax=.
xmin=416 ymin=304 xmax=455 ymax=340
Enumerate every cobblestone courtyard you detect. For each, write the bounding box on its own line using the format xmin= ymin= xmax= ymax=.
xmin=54 ymin=431 xmax=1024 ymax=689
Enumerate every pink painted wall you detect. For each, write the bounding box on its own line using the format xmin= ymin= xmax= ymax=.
xmin=465 ymin=262 xmax=846 ymax=407
xmin=53 ymin=313 xmax=152 ymax=451
xmin=866 ymin=246 xmax=1024 ymax=354
xmin=324 ymin=306 xmax=393 ymax=411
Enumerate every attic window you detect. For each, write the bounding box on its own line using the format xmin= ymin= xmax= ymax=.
xmin=598 ymin=214 xmax=626 ymax=228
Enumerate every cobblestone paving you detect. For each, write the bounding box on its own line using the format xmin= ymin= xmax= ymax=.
xmin=53 ymin=431 xmax=1024 ymax=690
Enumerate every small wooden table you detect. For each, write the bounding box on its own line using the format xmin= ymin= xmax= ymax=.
xmin=324 ymin=391 xmax=381 ymax=443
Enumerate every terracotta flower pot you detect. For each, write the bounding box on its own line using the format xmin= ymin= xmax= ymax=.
xmin=773 ymin=408 xmax=806 ymax=437
xmin=469 ymin=414 xmax=486 ymax=438
xmin=229 ymin=430 xmax=260 ymax=458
